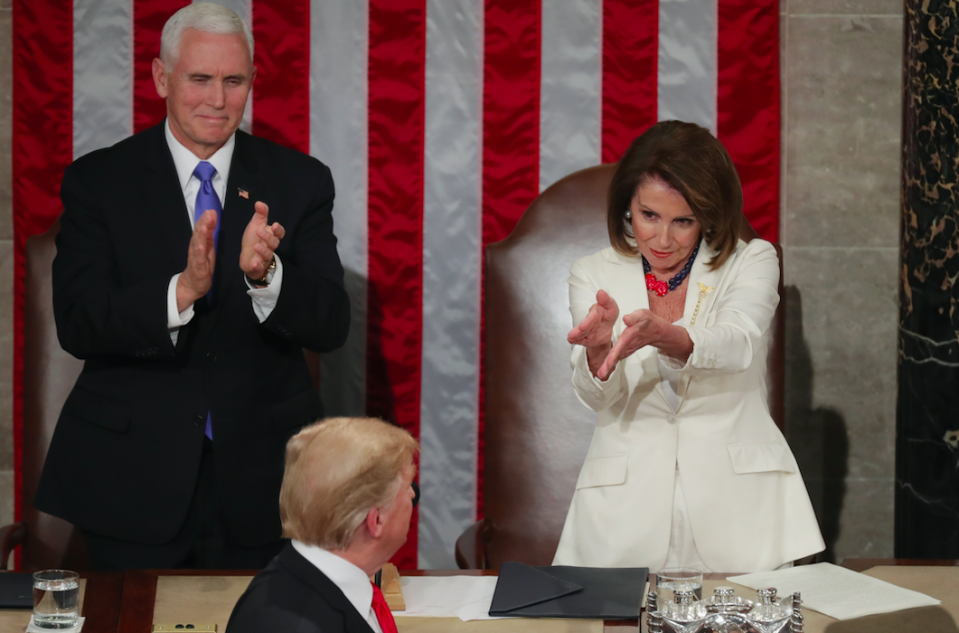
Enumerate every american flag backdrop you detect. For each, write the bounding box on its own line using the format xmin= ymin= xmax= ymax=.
xmin=12 ymin=0 xmax=779 ymax=569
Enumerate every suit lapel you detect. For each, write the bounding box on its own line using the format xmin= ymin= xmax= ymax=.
xmin=681 ymin=239 xmax=725 ymax=327
xmin=140 ymin=123 xmax=193 ymax=272
xmin=674 ymin=239 xmax=729 ymax=411
xmin=207 ymin=131 xmax=260 ymax=329
xmin=279 ymin=544 xmax=376 ymax=633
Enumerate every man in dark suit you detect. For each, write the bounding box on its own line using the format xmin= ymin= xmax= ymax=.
xmin=227 ymin=417 xmax=418 ymax=633
xmin=34 ymin=2 xmax=350 ymax=570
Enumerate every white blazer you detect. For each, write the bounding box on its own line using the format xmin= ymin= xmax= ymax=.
xmin=552 ymin=238 xmax=824 ymax=572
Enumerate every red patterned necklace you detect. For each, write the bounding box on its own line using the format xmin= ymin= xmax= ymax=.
xmin=642 ymin=243 xmax=700 ymax=297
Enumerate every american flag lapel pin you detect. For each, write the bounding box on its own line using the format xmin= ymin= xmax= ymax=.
xmin=238 ymin=188 xmax=249 ymax=199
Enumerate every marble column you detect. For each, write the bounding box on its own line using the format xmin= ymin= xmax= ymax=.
xmin=897 ymin=0 xmax=959 ymax=558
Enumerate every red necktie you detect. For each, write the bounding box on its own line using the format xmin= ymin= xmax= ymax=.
xmin=370 ymin=581 xmax=398 ymax=633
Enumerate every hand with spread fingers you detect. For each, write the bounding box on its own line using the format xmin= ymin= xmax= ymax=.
xmin=176 ymin=208 xmax=218 ymax=310
xmin=595 ymin=308 xmax=671 ymax=380
xmin=568 ymin=289 xmax=619 ymax=377
xmin=241 ymin=201 xmax=286 ymax=280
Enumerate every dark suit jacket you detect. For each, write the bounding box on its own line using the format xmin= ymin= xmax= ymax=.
xmin=34 ymin=122 xmax=351 ymax=546
xmin=227 ymin=543 xmax=375 ymax=633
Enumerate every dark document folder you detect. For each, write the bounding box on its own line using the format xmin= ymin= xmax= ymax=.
xmin=0 ymin=572 xmax=34 ymax=608
xmin=489 ymin=562 xmax=648 ymax=619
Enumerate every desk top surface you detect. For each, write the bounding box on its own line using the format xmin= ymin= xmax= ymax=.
xmin=2 ymin=559 xmax=957 ymax=633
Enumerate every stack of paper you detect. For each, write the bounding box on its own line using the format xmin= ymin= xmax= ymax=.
xmin=727 ymin=563 xmax=941 ymax=620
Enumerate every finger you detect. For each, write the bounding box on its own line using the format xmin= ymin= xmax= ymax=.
xmin=253 ymin=243 xmax=275 ymax=259
xmin=198 ymin=209 xmax=218 ymax=227
xmin=256 ymin=230 xmax=281 ymax=250
xmin=271 ymin=222 xmax=286 ymax=240
xmin=597 ymin=353 xmax=618 ymax=381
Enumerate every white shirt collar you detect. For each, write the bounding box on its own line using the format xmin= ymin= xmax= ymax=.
xmin=291 ymin=540 xmax=374 ymax=624
xmin=164 ymin=118 xmax=235 ymax=192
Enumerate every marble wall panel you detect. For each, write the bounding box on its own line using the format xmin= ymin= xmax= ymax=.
xmin=785 ymin=15 xmax=902 ymax=249
xmin=833 ymin=477 xmax=896 ymax=559
xmin=896 ymin=0 xmax=959 ymax=558
xmin=789 ymin=0 xmax=904 ymax=15
xmin=781 ymin=4 xmax=902 ymax=561
xmin=783 ymin=247 xmax=898 ymax=559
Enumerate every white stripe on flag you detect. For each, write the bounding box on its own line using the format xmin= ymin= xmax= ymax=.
xmin=539 ymin=0 xmax=601 ymax=192
xmin=419 ymin=0 xmax=483 ymax=569
xmin=207 ymin=0 xmax=253 ymax=133
xmin=312 ymin=0 xmax=370 ymax=418
xmin=73 ymin=0 xmax=132 ymax=159
xmin=658 ymin=0 xmax=717 ymax=134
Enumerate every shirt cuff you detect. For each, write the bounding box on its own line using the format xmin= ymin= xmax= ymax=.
xmin=167 ymin=274 xmax=196 ymax=328
xmin=246 ymin=254 xmax=283 ymax=323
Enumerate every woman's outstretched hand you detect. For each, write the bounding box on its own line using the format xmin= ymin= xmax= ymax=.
xmin=596 ymin=309 xmax=667 ymax=380
xmin=568 ymin=290 xmax=619 ymax=377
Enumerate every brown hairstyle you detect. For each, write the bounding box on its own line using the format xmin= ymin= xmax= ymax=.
xmin=279 ymin=417 xmax=419 ymax=549
xmin=607 ymin=120 xmax=743 ymax=270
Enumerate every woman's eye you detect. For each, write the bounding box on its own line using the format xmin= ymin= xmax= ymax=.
xmin=642 ymin=211 xmax=657 ymax=220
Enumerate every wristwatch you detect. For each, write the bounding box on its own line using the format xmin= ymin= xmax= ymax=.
xmin=247 ymin=257 xmax=276 ymax=287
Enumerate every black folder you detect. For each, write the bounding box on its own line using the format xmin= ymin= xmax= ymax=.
xmin=489 ymin=562 xmax=648 ymax=619
xmin=0 ymin=572 xmax=34 ymax=608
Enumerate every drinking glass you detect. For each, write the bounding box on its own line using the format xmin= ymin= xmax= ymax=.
xmin=32 ymin=569 xmax=79 ymax=629
xmin=655 ymin=567 xmax=703 ymax=605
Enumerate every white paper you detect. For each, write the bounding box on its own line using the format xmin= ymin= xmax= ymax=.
xmin=393 ymin=575 xmax=505 ymax=621
xmin=727 ymin=562 xmax=941 ymax=620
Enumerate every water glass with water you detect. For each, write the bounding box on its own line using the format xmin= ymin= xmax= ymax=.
xmin=655 ymin=567 xmax=703 ymax=604
xmin=32 ymin=569 xmax=79 ymax=629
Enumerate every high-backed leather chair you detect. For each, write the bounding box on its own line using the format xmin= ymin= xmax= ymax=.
xmin=455 ymin=164 xmax=785 ymax=570
xmin=0 ymin=219 xmax=90 ymax=570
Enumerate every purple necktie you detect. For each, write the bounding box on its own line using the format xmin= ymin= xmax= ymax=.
xmin=193 ymin=161 xmax=221 ymax=440
xmin=193 ymin=161 xmax=222 ymax=253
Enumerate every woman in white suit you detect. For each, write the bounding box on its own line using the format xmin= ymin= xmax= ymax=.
xmin=552 ymin=121 xmax=823 ymax=573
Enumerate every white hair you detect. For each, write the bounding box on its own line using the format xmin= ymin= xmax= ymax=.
xmin=160 ymin=2 xmax=254 ymax=66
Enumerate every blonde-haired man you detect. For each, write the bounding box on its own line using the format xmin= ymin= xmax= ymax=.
xmin=227 ymin=418 xmax=418 ymax=633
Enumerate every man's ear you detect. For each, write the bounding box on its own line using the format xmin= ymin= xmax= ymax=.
xmin=365 ymin=507 xmax=384 ymax=539
xmin=152 ymin=58 xmax=168 ymax=98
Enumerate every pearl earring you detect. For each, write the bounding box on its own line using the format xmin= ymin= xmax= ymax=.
xmin=624 ymin=209 xmax=632 ymax=220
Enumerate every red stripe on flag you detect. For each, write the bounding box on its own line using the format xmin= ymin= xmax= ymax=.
xmin=479 ymin=0 xmax=542 ymax=517
xmin=717 ymin=0 xmax=780 ymax=241
xmin=366 ymin=0 xmax=426 ymax=570
xmin=11 ymin=0 xmax=74 ymax=565
xmin=601 ymin=0 xmax=658 ymax=164
xmin=252 ymin=1 xmax=310 ymax=153
xmin=133 ymin=0 xmax=190 ymax=133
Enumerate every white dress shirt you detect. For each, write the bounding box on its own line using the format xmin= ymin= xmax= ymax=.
xmin=291 ymin=540 xmax=383 ymax=633
xmin=163 ymin=120 xmax=283 ymax=338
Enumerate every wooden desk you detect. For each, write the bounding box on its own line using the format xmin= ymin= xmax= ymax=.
xmin=118 ymin=568 xmax=639 ymax=633
xmin=74 ymin=560 xmax=959 ymax=632
xmin=0 ymin=571 xmax=122 ymax=633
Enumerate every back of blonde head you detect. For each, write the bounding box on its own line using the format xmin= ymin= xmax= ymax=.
xmin=279 ymin=417 xmax=419 ymax=550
